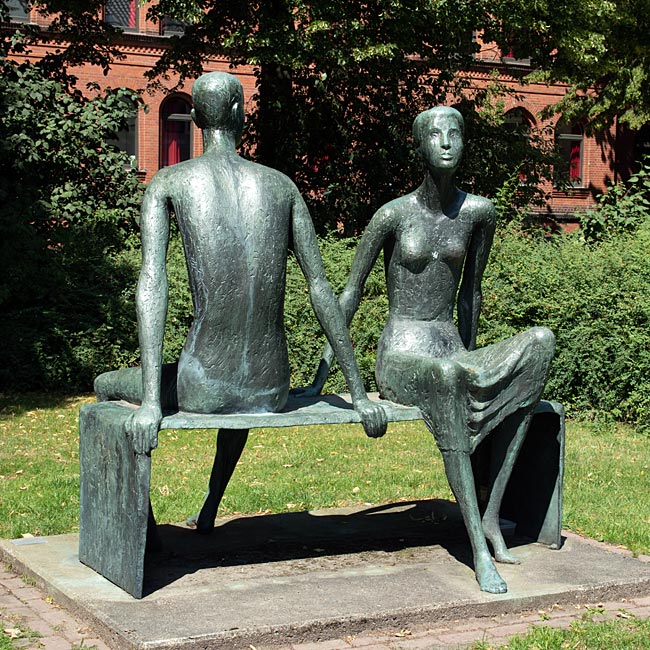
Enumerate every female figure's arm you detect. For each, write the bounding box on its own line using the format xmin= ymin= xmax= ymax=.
xmin=457 ymin=200 xmax=496 ymax=351
xmin=306 ymin=208 xmax=394 ymax=395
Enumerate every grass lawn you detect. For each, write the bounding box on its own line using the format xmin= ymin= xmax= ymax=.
xmin=471 ymin=611 xmax=650 ymax=649
xmin=0 ymin=392 xmax=648 ymax=556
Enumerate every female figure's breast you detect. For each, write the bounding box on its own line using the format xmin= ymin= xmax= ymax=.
xmin=386 ymin=212 xmax=469 ymax=322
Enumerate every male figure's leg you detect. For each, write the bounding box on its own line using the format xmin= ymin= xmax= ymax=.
xmin=194 ymin=429 xmax=249 ymax=534
xmin=94 ymin=362 xmax=179 ymax=410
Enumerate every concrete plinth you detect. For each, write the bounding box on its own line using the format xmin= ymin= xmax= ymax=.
xmin=2 ymin=502 xmax=649 ymax=650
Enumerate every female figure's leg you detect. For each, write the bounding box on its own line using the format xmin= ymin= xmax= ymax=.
xmin=471 ymin=327 xmax=555 ymax=563
xmin=379 ymin=353 xmax=507 ymax=594
xmin=479 ymin=409 xmax=532 ymax=564
xmin=424 ymin=358 xmax=508 ymax=593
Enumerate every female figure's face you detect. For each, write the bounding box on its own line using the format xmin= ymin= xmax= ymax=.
xmin=419 ymin=112 xmax=464 ymax=174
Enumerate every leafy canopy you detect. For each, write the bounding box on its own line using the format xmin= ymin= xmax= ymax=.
xmin=484 ymin=0 xmax=650 ymax=132
xmin=0 ymin=26 xmax=144 ymax=389
xmin=145 ymin=0 xmax=560 ymax=232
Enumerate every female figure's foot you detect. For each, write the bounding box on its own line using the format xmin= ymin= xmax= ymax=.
xmin=483 ymin=518 xmax=521 ymax=564
xmin=493 ymin=547 xmax=520 ymax=564
xmin=475 ymin=554 xmax=507 ymax=594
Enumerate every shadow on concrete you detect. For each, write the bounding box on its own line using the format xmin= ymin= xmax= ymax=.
xmin=143 ymin=499 xmax=537 ymax=595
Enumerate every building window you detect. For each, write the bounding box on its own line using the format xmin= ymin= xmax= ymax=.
xmin=504 ymin=107 xmax=534 ymax=135
xmin=634 ymin=124 xmax=650 ymax=168
xmin=6 ymin=0 xmax=30 ymax=22
xmin=556 ymin=122 xmax=584 ymax=187
xmin=502 ymin=39 xmax=532 ymax=65
xmin=505 ymin=108 xmax=534 ymax=181
xmin=161 ymin=96 xmax=192 ymax=167
xmin=160 ymin=16 xmax=185 ymax=36
xmin=105 ymin=0 xmax=137 ymax=30
xmin=108 ymin=114 xmax=138 ymax=168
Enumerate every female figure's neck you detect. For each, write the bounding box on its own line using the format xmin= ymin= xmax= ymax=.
xmin=419 ymin=171 xmax=457 ymax=213
xmin=202 ymin=129 xmax=238 ymax=154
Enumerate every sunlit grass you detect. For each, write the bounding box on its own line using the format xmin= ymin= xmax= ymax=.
xmin=0 ymin=393 xmax=648 ymax=558
xmin=471 ymin=611 xmax=650 ymax=649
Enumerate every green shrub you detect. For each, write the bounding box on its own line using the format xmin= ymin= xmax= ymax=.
xmin=286 ymin=224 xmax=650 ymax=427
xmin=479 ymin=221 xmax=650 ymax=425
xmin=0 ymin=35 xmax=145 ymax=391
xmin=580 ymin=156 xmax=650 ymax=243
xmin=284 ymin=236 xmax=388 ymax=393
xmin=8 ymin=206 xmax=650 ymax=430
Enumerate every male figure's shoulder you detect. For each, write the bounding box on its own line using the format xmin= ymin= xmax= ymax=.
xmin=146 ymin=154 xmax=300 ymax=206
xmin=239 ymin=157 xmax=300 ymax=194
xmin=146 ymin=158 xmax=200 ymax=195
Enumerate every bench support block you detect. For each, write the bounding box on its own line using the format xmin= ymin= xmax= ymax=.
xmin=79 ymin=397 xmax=564 ymax=599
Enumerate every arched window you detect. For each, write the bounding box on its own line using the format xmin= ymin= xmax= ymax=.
xmin=504 ymin=107 xmax=534 ymax=135
xmin=556 ymin=122 xmax=584 ymax=186
xmin=505 ymin=108 xmax=535 ymax=181
xmin=108 ymin=113 xmax=138 ymax=168
xmin=160 ymin=96 xmax=192 ymax=167
xmin=634 ymin=123 xmax=650 ymax=167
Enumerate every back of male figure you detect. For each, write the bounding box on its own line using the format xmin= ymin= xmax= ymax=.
xmin=95 ymin=71 xmax=386 ymax=532
xmin=163 ymin=153 xmax=298 ymax=414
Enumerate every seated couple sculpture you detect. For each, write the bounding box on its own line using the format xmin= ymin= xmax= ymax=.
xmin=95 ymin=71 xmax=555 ymax=594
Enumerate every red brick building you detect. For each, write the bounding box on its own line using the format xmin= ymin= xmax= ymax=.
xmin=473 ymin=37 xmax=642 ymax=226
xmin=4 ymin=0 xmax=645 ymax=224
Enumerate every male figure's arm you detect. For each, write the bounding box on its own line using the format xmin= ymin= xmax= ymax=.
xmin=125 ymin=175 xmax=171 ymax=454
xmin=290 ymin=189 xmax=387 ymax=438
xmin=297 ymin=207 xmax=393 ymax=396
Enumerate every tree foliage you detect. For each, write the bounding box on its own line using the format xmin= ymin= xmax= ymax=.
xmin=580 ymin=156 xmax=650 ymax=243
xmin=485 ymin=0 xmax=650 ymax=132
xmin=0 ymin=28 xmax=144 ymax=390
xmin=145 ymin=0 xmax=557 ymax=232
xmin=480 ymin=219 xmax=650 ymax=428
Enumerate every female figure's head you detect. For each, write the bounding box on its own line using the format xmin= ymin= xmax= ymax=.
xmin=412 ymin=106 xmax=464 ymax=176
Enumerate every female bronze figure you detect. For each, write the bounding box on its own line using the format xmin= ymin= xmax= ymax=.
xmin=309 ymin=106 xmax=555 ymax=593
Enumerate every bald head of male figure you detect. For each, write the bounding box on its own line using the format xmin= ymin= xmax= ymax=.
xmin=190 ymin=72 xmax=245 ymax=142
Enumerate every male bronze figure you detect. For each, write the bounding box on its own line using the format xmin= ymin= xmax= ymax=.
xmin=94 ymin=71 xmax=387 ymax=532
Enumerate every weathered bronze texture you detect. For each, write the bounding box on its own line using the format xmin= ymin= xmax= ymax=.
xmin=92 ymin=71 xmax=386 ymax=531
xmin=308 ymin=107 xmax=556 ymax=594
xmin=78 ymin=396 xmax=563 ymax=598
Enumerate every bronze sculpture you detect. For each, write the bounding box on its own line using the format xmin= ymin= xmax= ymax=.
xmin=93 ymin=71 xmax=387 ymax=531
xmin=306 ymin=106 xmax=555 ymax=593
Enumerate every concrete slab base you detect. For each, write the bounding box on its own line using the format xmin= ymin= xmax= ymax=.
xmin=1 ymin=501 xmax=649 ymax=650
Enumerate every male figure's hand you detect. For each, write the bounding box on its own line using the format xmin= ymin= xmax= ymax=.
xmin=125 ymin=403 xmax=162 ymax=454
xmin=354 ymin=398 xmax=388 ymax=438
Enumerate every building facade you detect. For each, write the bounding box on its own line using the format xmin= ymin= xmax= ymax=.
xmin=4 ymin=0 xmax=644 ymax=225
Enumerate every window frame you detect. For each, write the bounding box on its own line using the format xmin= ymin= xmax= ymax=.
xmin=160 ymin=95 xmax=193 ymax=168
xmin=108 ymin=112 xmax=139 ymax=169
xmin=104 ymin=0 xmax=138 ymax=32
xmin=6 ymin=0 xmax=30 ymax=22
xmin=160 ymin=16 xmax=185 ymax=36
xmin=556 ymin=122 xmax=585 ymax=188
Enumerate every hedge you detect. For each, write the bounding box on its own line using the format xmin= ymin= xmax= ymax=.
xmin=4 ymin=222 xmax=650 ymax=427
